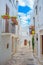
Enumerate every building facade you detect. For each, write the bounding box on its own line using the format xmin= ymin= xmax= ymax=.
xmin=0 ymin=0 xmax=19 ymax=65
xmin=0 ymin=0 xmax=18 ymax=35
xmin=32 ymin=0 xmax=43 ymax=64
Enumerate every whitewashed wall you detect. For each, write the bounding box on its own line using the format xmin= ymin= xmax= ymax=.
xmin=0 ymin=34 xmax=12 ymax=65
xmin=0 ymin=33 xmax=18 ymax=65
xmin=33 ymin=0 xmax=43 ymax=60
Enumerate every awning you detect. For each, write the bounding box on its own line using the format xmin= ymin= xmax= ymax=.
xmin=11 ymin=17 xmax=18 ymax=25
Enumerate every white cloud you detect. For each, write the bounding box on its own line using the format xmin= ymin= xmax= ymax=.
xmin=18 ymin=0 xmax=34 ymax=9
xmin=18 ymin=0 xmax=26 ymax=6
xmin=27 ymin=15 xmax=30 ymax=19
xmin=18 ymin=12 xmax=26 ymax=16
xmin=18 ymin=0 xmax=34 ymax=27
xmin=18 ymin=12 xmax=30 ymax=27
xmin=18 ymin=12 xmax=30 ymax=19
xmin=26 ymin=0 xmax=34 ymax=9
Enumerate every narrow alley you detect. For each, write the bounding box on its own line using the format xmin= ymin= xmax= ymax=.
xmin=0 ymin=0 xmax=43 ymax=65
xmin=6 ymin=46 xmax=35 ymax=65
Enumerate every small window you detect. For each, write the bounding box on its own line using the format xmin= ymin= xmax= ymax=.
xmin=36 ymin=37 xmax=38 ymax=41
xmin=33 ymin=17 xmax=35 ymax=22
xmin=35 ymin=5 xmax=38 ymax=15
xmin=7 ymin=43 xmax=9 ymax=49
xmin=33 ymin=17 xmax=35 ymax=26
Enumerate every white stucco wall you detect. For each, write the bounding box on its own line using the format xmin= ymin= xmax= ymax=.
xmin=0 ymin=34 xmax=12 ymax=65
xmin=0 ymin=33 xmax=18 ymax=65
xmin=33 ymin=0 xmax=43 ymax=59
xmin=34 ymin=0 xmax=43 ymax=32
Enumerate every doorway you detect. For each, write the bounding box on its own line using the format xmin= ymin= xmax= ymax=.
xmin=24 ymin=39 xmax=27 ymax=46
xmin=42 ymin=35 xmax=43 ymax=54
xmin=12 ymin=36 xmax=14 ymax=53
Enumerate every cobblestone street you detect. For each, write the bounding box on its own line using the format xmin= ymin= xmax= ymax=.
xmin=6 ymin=46 xmax=35 ymax=65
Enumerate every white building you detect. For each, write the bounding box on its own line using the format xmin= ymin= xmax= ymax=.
xmin=32 ymin=0 xmax=43 ymax=64
xmin=0 ymin=0 xmax=19 ymax=65
xmin=0 ymin=0 xmax=18 ymax=35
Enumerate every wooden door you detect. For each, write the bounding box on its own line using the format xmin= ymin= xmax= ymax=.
xmin=12 ymin=37 xmax=14 ymax=52
xmin=5 ymin=4 xmax=9 ymax=32
xmin=24 ymin=39 xmax=27 ymax=45
xmin=42 ymin=35 xmax=43 ymax=54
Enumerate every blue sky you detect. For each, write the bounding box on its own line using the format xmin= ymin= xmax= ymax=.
xmin=18 ymin=0 xmax=34 ymax=27
xmin=18 ymin=6 xmax=31 ymax=14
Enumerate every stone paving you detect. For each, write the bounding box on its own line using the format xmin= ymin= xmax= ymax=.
xmin=6 ymin=46 xmax=35 ymax=65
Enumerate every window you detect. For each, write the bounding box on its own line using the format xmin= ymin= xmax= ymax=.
xmin=5 ymin=4 xmax=9 ymax=33
xmin=16 ymin=0 xmax=18 ymax=9
xmin=33 ymin=17 xmax=35 ymax=31
xmin=6 ymin=4 xmax=9 ymax=15
xmin=11 ymin=25 xmax=15 ymax=34
xmin=33 ymin=17 xmax=35 ymax=26
xmin=7 ymin=43 xmax=9 ymax=49
xmin=35 ymin=5 xmax=38 ymax=15
xmin=33 ymin=17 xmax=35 ymax=22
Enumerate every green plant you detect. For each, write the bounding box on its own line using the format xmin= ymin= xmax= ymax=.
xmin=32 ymin=36 xmax=34 ymax=52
